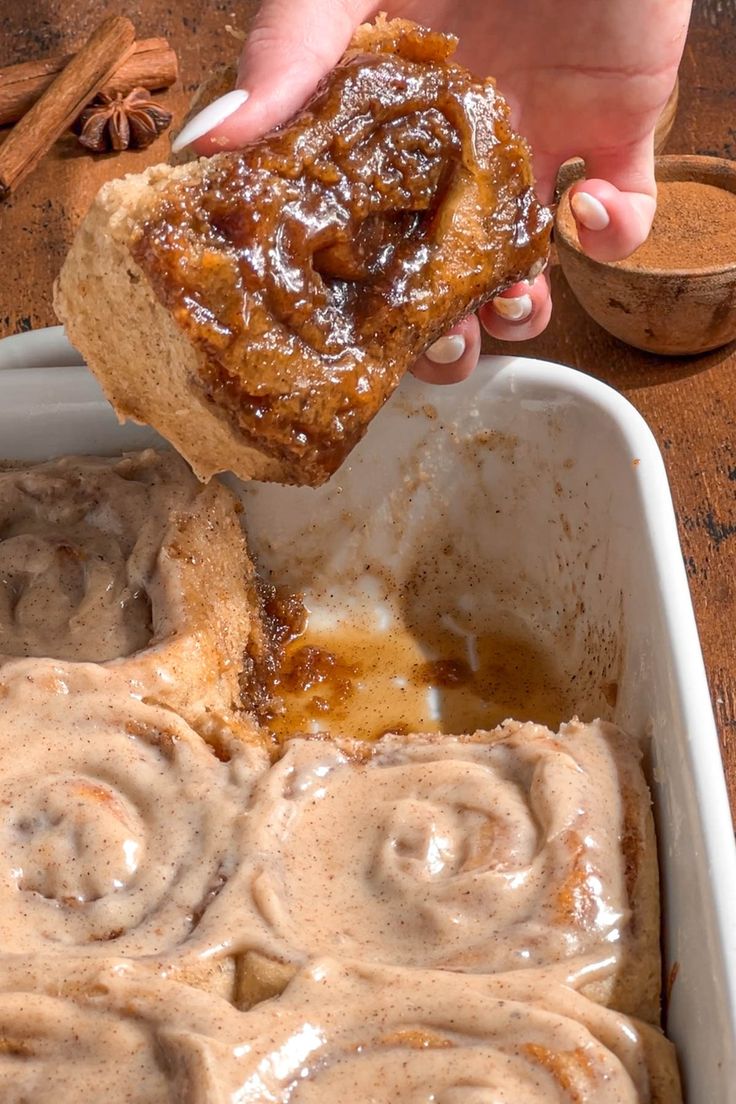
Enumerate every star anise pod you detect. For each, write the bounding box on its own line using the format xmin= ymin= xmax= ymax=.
xmin=76 ymin=88 xmax=173 ymax=153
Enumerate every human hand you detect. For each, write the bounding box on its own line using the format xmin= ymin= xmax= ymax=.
xmin=172 ymin=0 xmax=692 ymax=382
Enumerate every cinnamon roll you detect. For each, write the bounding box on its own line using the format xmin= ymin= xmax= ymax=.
xmin=217 ymin=720 xmax=660 ymax=1020
xmin=219 ymin=959 xmax=682 ymax=1103
xmin=0 ymin=959 xmax=249 ymax=1103
xmin=0 ymin=449 xmax=262 ymax=737
xmin=0 ymin=957 xmax=681 ymax=1102
xmin=0 ymin=660 xmax=268 ymax=996
xmin=55 ymin=16 xmax=551 ymax=486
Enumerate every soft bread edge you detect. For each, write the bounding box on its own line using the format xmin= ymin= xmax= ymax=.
xmin=53 ymin=164 xmax=286 ymax=485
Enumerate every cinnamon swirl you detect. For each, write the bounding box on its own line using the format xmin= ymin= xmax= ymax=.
xmin=0 ymin=449 xmax=263 ymax=737
xmin=0 ymin=660 xmax=268 ymax=997
xmin=217 ymin=720 xmax=660 ymax=1020
xmin=218 ymin=959 xmax=682 ymax=1103
xmin=0 ymin=957 xmax=681 ymax=1102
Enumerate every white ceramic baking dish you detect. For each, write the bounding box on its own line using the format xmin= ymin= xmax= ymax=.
xmin=0 ymin=326 xmax=734 ymax=1101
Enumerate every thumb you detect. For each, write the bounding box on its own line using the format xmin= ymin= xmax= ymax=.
xmin=569 ymin=136 xmax=657 ymax=262
xmin=174 ymin=0 xmax=378 ymax=155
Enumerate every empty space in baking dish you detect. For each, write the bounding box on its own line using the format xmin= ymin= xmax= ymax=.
xmin=0 ymin=329 xmax=734 ymax=1100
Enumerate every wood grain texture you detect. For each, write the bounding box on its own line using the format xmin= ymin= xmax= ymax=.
xmin=0 ymin=0 xmax=734 ymax=818
xmin=0 ymin=0 xmax=259 ymax=332
xmin=0 ymin=38 xmax=178 ymax=127
xmin=0 ymin=17 xmax=136 ymax=199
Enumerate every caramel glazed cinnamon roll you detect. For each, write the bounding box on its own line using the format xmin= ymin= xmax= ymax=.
xmin=0 ymin=957 xmax=682 ymax=1103
xmin=0 ymin=660 xmax=269 ymax=997
xmin=0 ymin=449 xmax=263 ymax=738
xmin=208 ymin=719 xmax=661 ymax=1021
xmin=56 ymin=16 xmax=552 ymax=487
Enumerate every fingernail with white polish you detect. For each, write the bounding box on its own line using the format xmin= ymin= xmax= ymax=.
xmin=492 ymin=294 xmax=532 ymax=322
xmin=171 ymin=90 xmax=250 ymax=152
xmin=570 ymin=191 xmax=610 ymax=231
xmin=425 ymin=334 xmax=466 ymax=364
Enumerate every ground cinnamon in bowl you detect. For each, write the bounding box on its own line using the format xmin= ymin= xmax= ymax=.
xmin=554 ymin=155 xmax=736 ymax=354
xmin=617 ymin=180 xmax=736 ymax=273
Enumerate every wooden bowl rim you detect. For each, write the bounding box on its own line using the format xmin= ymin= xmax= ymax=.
xmin=555 ymin=154 xmax=736 ymax=279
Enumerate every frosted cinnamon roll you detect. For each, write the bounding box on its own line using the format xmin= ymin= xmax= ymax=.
xmin=220 ymin=959 xmax=682 ymax=1103
xmin=0 ymin=957 xmax=680 ymax=1102
xmin=0 ymin=660 xmax=268 ymax=996
xmin=0 ymin=449 xmax=262 ymax=736
xmin=221 ymin=720 xmax=659 ymax=1019
xmin=0 ymin=959 xmax=249 ymax=1102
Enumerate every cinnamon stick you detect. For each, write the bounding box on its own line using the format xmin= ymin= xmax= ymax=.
xmin=0 ymin=17 xmax=136 ymax=201
xmin=0 ymin=38 xmax=178 ymax=128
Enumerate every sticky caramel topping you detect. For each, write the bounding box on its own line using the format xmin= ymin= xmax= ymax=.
xmin=132 ymin=20 xmax=551 ymax=482
xmin=246 ymin=604 xmax=574 ymax=743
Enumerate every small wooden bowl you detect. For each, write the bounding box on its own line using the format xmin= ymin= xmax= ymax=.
xmin=555 ymin=155 xmax=736 ymax=355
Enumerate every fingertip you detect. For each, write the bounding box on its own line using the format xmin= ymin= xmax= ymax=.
xmin=412 ymin=316 xmax=480 ymax=385
xmin=479 ymin=276 xmax=551 ymax=342
xmin=186 ymin=0 xmax=373 ymax=154
xmin=190 ymin=96 xmax=262 ymax=154
xmin=174 ymin=90 xmax=251 ymax=155
xmin=190 ymin=0 xmax=377 ymax=154
xmin=569 ymin=179 xmax=656 ymax=262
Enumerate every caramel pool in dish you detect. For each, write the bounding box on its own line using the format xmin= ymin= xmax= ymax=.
xmin=256 ymin=603 xmax=575 ymax=741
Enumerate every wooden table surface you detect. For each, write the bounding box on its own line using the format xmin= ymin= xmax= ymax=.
xmin=1 ymin=1 xmax=735 ymax=818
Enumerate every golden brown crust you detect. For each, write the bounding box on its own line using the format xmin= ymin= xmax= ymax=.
xmin=54 ymin=184 xmax=287 ymax=484
xmin=350 ymin=12 xmax=457 ymax=57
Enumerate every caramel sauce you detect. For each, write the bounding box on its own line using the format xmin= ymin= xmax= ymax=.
xmin=521 ymin=1043 xmax=597 ymax=1093
xmin=130 ymin=18 xmax=551 ymax=485
xmin=377 ymin=1029 xmax=453 ymax=1050
xmin=261 ymin=602 xmax=574 ymax=742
